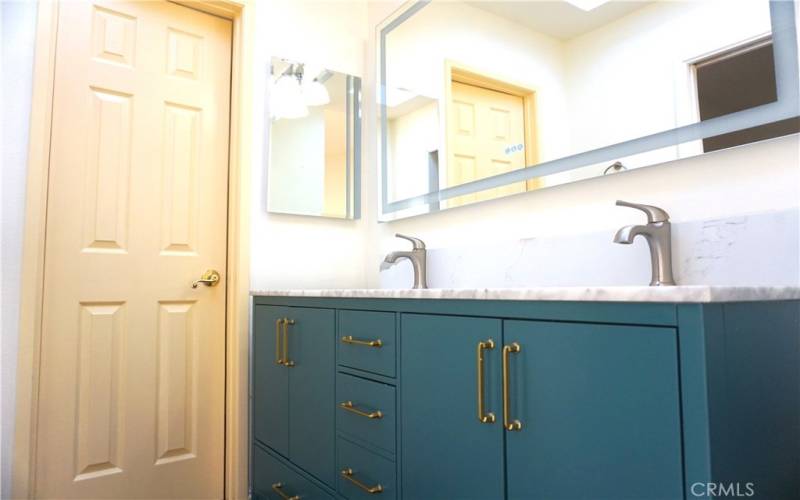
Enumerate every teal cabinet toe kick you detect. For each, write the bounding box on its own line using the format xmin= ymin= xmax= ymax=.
xmin=251 ymin=296 xmax=800 ymax=500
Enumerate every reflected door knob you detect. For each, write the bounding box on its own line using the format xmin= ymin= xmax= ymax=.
xmin=192 ymin=269 xmax=221 ymax=288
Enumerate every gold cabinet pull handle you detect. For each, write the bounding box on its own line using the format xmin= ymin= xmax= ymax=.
xmin=340 ymin=468 xmax=383 ymax=494
xmin=275 ymin=319 xmax=285 ymax=365
xmin=282 ymin=319 xmax=296 ymax=367
xmin=502 ymin=342 xmax=522 ymax=431
xmin=339 ymin=400 xmax=383 ymax=419
xmin=271 ymin=482 xmax=300 ymax=500
xmin=476 ymin=339 xmax=496 ymax=423
xmin=341 ymin=335 xmax=382 ymax=348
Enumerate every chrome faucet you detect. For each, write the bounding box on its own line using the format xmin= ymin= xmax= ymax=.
xmin=613 ymin=200 xmax=676 ymax=286
xmin=384 ymin=233 xmax=428 ymax=289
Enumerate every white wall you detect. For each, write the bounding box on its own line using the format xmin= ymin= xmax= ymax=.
xmin=365 ymin=0 xmax=800 ymax=288
xmin=249 ymin=0 xmax=370 ymax=290
xmin=1 ymin=1 xmax=38 ymax=497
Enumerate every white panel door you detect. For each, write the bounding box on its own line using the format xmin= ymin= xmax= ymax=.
xmin=35 ymin=1 xmax=231 ymax=498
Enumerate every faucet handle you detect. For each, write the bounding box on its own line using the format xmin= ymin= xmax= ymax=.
xmin=616 ymin=200 xmax=670 ymax=223
xmin=395 ymin=233 xmax=426 ymax=250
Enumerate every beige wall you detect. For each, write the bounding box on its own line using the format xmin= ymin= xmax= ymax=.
xmin=323 ymin=107 xmax=348 ymax=218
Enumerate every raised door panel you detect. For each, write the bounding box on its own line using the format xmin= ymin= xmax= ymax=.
xmin=155 ymin=300 xmax=199 ymax=465
xmin=74 ymin=302 xmax=126 ymax=480
xmin=287 ymin=307 xmax=336 ymax=486
xmin=400 ymin=314 xmax=504 ymax=500
xmin=504 ymin=320 xmax=683 ymax=500
xmin=253 ymin=305 xmax=290 ymax=456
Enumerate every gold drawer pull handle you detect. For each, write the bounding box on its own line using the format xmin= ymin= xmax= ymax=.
xmin=502 ymin=342 xmax=522 ymax=431
xmin=282 ymin=318 xmax=296 ymax=367
xmin=339 ymin=400 xmax=383 ymax=419
xmin=340 ymin=468 xmax=383 ymax=494
xmin=271 ymin=482 xmax=300 ymax=500
xmin=341 ymin=335 xmax=382 ymax=348
xmin=275 ymin=319 xmax=285 ymax=365
xmin=476 ymin=339 xmax=496 ymax=423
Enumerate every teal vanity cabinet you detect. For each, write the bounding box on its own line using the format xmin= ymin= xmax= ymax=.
xmin=251 ymin=295 xmax=800 ymax=500
xmin=252 ymin=305 xmax=336 ymax=489
xmin=402 ymin=315 xmax=682 ymax=500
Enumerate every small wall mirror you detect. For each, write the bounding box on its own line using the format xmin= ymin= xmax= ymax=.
xmin=378 ymin=0 xmax=799 ymax=219
xmin=268 ymin=58 xmax=361 ymax=219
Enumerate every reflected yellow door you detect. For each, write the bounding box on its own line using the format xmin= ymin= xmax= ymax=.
xmin=35 ymin=1 xmax=231 ymax=498
xmin=447 ymin=81 xmax=527 ymax=207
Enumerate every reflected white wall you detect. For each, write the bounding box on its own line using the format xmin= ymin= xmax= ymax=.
xmin=269 ymin=109 xmax=326 ymax=216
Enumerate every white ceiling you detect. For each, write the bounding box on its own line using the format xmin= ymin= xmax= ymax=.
xmin=466 ymin=0 xmax=654 ymax=40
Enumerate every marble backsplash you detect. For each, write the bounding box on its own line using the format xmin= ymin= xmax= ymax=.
xmin=379 ymin=209 xmax=800 ymax=289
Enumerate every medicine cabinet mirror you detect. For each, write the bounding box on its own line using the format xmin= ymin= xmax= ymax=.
xmin=268 ymin=58 xmax=361 ymax=219
xmin=378 ymin=0 xmax=799 ymax=219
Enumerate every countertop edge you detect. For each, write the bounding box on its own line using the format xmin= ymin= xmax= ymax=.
xmin=249 ymin=286 xmax=800 ymax=303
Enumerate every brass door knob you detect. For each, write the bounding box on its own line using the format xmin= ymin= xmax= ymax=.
xmin=192 ymin=269 xmax=221 ymax=288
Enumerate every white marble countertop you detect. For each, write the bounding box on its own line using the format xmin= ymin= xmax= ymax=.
xmin=250 ymin=286 xmax=800 ymax=303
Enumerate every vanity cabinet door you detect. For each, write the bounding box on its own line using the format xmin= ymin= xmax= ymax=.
xmin=286 ymin=307 xmax=336 ymax=486
xmin=400 ymin=314 xmax=504 ymax=500
xmin=253 ymin=305 xmax=336 ymax=487
xmin=503 ymin=320 xmax=683 ymax=500
xmin=253 ymin=305 xmax=290 ymax=455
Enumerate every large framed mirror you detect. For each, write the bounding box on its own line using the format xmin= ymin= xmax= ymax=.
xmin=378 ymin=0 xmax=799 ymax=219
xmin=268 ymin=58 xmax=361 ymax=219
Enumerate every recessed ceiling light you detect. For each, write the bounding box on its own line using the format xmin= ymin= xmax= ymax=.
xmin=564 ymin=0 xmax=611 ymax=11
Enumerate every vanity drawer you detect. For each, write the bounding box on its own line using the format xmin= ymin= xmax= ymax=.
xmin=336 ymin=373 xmax=396 ymax=455
xmin=337 ymin=437 xmax=396 ymax=500
xmin=338 ymin=310 xmax=396 ymax=377
xmin=252 ymin=444 xmax=334 ymax=500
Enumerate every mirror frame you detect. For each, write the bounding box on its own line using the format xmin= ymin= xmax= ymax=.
xmin=377 ymin=0 xmax=799 ymax=218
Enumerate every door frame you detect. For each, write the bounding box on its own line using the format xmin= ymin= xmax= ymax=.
xmin=12 ymin=1 xmax=253 ymax=498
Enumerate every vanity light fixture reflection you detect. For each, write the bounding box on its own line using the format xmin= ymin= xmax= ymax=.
xmin=270 ymin=63 xmax=332 ymax=119
xmin=303 ymin=75 xmax=332 ymax=106
xmin=271 ymin=72 xmax=308 ymax=119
